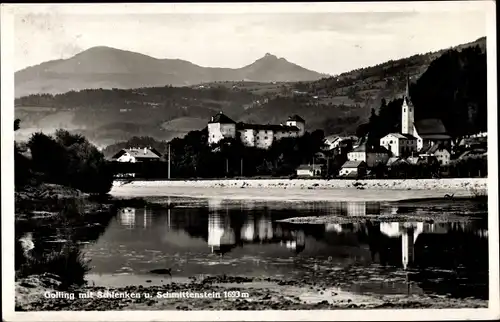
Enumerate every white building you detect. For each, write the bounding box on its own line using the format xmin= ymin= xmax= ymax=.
xmin=296 ymin=164 xmax=323 ymax=177
xmin=380 ymin=133 xmax=418 ymax=157
xmin=347 ymin=144 xmax=390 ymax=168
xmin=207 ymin=112 xmax=306 ymax=149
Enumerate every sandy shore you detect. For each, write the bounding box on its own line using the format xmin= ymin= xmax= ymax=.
xmin=110 ymin=178 xmax=487 ymax=202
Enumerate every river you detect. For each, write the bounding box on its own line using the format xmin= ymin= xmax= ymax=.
xmin=18 ymin=197 xmax=489 ymax=309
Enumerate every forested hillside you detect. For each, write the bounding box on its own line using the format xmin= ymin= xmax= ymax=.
xmin=357 ymin=44 xmax=487 ymax=145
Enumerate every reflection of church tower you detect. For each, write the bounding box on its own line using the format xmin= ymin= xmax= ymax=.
xmin=143 ymin=207 xmax=152 ymax=229
xmin=401 ymin=228 xmax=415 ymax=270
xmin=401 ymin=75 xmax=415 ymax=136
xmin=207 ymin=212 xmax=235 ymax=255
xmin=241 ymin=214 xmax=256 ymax=241
xmin=285 ymin=230 xmax=306 ymax=254
xmin=257 ymin=216 xmax=273 ymax=241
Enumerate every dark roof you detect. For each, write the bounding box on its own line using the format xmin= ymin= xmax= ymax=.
xmin=401 ymin=133 xmax=417 ymax=140
xmin=236 ymin=122 xmax=299 ymax=132
xmin=419 ymin=143 xmax=449 ymax=155
xmin=297 ymin=164 xmax=323 ymax=170
xmin=414 ymin=118 xmax=448 ymax=135
xmin=406 ymin=156 xmax=420 ymax=165
xmin=418 ymin=133 xmax=452 ymax=140
xmin=341 ymin=160 xmax=366 ymax=168
xmin=209 ymin=112 xmax=236 ymax=124
xmin=386 ymin=157 xmax=406 ymax=167
xmin=350 ymin=144 xmax=390 ymax=154
xmin=383 ymin=133 xmax=417 ymax=140
xmin=287 ymin=114 xmax=305 ymax=122
xmin=112 ymin=148 xmax=161 ymax=160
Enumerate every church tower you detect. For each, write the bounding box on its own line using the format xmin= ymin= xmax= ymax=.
xmin=401 ymin=75 xmax=414 ymax=135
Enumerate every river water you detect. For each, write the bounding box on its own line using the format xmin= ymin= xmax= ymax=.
xmin=24 ymin=197 xmax=489 ymax=302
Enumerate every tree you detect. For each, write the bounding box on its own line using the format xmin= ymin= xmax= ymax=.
xmin=411 ymin=46 xmax=486 ymax=140
xmin=25 ymin=130 xmax=114 ymax=194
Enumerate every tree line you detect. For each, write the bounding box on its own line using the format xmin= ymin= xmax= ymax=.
xmin=107 ymin=128 xmax=335 ymax=179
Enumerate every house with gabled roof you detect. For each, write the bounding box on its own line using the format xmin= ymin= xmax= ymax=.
xmin=347 ymin=144 xmax=391 ymax=168
xmin=339 ymin=160 xmax=367 ymax=178
xmin=419 ymin=143 xmax=451 ymax=165
xmin=380 ymin=132 xmax=418 ymax=157
xmin=111 ymin=147 xmax=162 ymax=163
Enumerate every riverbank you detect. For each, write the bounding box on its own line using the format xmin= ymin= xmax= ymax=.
xmin=110 ymin=178 xmax=487 ymax=202
xmin=15 ymin=270 xmax=487 ymax=311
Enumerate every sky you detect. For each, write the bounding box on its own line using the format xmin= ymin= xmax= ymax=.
xmin=13 ymin=4 xmax=488 ymax=75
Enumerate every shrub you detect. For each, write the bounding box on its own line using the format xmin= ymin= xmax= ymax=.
xmin=468 ymin=186 xmax=487 ymax=200
xmin=18 ymin=243 xmax=91 ymax=289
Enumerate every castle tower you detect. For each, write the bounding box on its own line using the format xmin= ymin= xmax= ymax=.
xmin=207 ymin=111 xmax=236 ymax=145
xmin=401 ymin=75 xmax=414 ymax=135
xmin=286 ymin=115 xmax=306 ymax=137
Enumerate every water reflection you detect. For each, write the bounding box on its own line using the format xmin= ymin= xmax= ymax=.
xmin=112 ymin=200 xmax=487 ymax=269
xmin=119 ymin=207 xmax=154 ymax=230
xmin=206 ymin=207 xmax=307 ymax=255
xmin=39 ymin=198 xmax=487 ymax=300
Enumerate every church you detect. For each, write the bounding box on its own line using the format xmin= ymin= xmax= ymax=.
xmin=380 ymin=77 xmax=452 ymax=157
xmin=207 ymin=112 xmax=306 ymax=149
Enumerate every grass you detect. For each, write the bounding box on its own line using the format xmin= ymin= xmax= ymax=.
xmin=17 ymin=243 xmax=91 ymax=289
xmin=468 ymin=186 xmax=488 ymax=200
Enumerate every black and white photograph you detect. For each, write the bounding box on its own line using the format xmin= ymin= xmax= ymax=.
xmin=1 ymin=2 xmax=498 ymax=321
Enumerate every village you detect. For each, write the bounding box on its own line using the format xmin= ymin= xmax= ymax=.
xmin=111 ymin=78 xmax=487 ymax=180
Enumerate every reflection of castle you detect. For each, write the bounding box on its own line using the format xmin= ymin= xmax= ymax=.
xmin=205 ymin=209 xmax=307 ymax=255
xmin=119 ymin=207 xmax=152 ymax=230
xmin=346 ymin=202 xmax=380 ymax=216
xmin=119 ymin=208 xmax=136 ymax=229
xmin=323 ymin=202 xmax=382 ymax=217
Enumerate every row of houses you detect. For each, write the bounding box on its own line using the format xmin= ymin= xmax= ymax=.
xmin=111 ymin=77 xmax=485 ymax=180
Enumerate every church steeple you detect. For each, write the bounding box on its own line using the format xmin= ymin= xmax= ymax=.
xmin=401 ymin=73 xmax=414 ymax=135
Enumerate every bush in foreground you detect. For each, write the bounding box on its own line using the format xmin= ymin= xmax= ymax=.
xmin=26 ymin=130 xmax=113 ymax=195
xmin=17 ymin=243 xmax=90 ymax=289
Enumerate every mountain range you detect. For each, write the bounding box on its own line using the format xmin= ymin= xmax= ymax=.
xmin=15 ymin=47 xmax=327 ymax=97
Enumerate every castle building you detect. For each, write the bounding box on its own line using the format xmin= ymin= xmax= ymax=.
xmin=380 ymin=76 xmax=452 ymax=155
xmin=207 ymin=112 xmax=306 ymax=149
